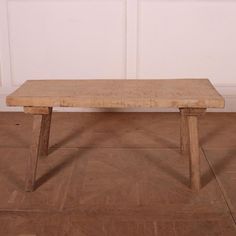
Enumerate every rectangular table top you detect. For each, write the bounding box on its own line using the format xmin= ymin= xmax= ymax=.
xmin=6 ymin=79 xmax=225 ymax=109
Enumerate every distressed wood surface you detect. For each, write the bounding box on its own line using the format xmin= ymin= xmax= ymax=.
xmin=180 ymin=108 xmax=206 ymax=191
xmin=6 ymin=79 xmax=224 ymax=108
xmin=24 ymin=106 xmax=51 ymax=115
xmin=39 ymin=108 xmax=52 ymax=157
xmin=25 ymin=115 xmax=44 ymax=191
xmin=188 ymin=115 xmax=201 ymax=191
xmin=180 ymin=108 xmax=188 ymax=153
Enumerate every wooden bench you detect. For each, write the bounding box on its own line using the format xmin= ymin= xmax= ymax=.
xmin=6 ymin=79 xmax=225 ymax=192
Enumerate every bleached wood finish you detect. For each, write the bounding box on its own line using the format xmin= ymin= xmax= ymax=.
xmin=188 ymin=116 xmax=201 ymax=191
xmin=180 ymin=108 xmax=189 ymax=153
xmin=6 ymin=79 xmax=224 ymax=108
xmin=24 ymin=106 xmax=51 ymax=115
xmin=39 ymin=107 xmax=52 ymax=157
xmin=6 ymin=79 xmax=225 ymax=192
xmin=182 ymin=108 xmax=206 ymax=191
xmin=25 ymin=114 xmax=44 ymax=191
xmin=24 ymin=107 xmax=53 ymax=191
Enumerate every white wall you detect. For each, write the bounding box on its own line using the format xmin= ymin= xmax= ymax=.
xmin=0 ymin=0 xmax=236 ymax=112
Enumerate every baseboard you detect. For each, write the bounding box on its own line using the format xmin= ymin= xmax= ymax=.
xmin=1 ymin=85 xmax=236 ymax=112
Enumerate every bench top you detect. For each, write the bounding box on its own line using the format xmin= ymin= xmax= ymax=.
xmin=6 ymin=79 xmax=225 ymax=109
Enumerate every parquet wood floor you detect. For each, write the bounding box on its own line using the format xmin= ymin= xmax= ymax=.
xmin=0 ymin=112 xmax=236 ymax=235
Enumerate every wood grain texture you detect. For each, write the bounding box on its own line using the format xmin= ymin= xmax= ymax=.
xmin=0 ymin=147 xmax=230 ymax=212
xmin=1 ymin=212 xmax=235 ymax=236
xmin=188 ymin=115 xmax=201 ymax=191
xmin=25 ymin=115 xmax=44 ymax=191
xmin=180 ymin=108 xmax=188 ymax=153
xmin=0 ymin=147 xmax=235 ymax=235
xmin=6 ymin=79 xmax=224 ymax=108
xmin=24 ymin=106 xmax=51 ymax=115
xmin=39 ymin=108 xmax=52 ymax=156
xmin=204 ymin=148 xmax=236 ymax=224
xmin=180 ymin=108 xmax=206 ymax=191
xmin=0 ymin=112 xmax=236 ymax=235
xmin=4 ymin=112 xmax=234 ymax=150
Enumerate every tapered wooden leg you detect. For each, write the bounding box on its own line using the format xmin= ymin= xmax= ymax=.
xmin=24 ymin=106 xmax=52 ymax=192
xmin=180 ymin=108 xmax=206 ymax=192
xmin=25 ymin=114 xmax=44 ymax=192
xmin=179 ymin=108 xmax=188 ymax=153
xmin=188 ymin=115 xmax=201 ymax=191
xmin=39 ymin=107 xmax=52 ymax=156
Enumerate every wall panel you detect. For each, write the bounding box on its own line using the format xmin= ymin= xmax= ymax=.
xmin=7 ymin=0 xmax=126 ymax=85
xmin=138 ymin=1 xmax=236 ymax=84
xmin=0 ymin=0 xmax=236 ymax=111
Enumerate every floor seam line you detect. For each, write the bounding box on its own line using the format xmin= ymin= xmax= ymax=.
xmin=58 ymin=162 xmax=75 ymax=211
xmin=201 ymin=147 xmax=236 ymax=226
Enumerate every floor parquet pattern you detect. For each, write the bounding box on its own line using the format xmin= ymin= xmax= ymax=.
xmin=0 ymin=112 xmax=236 ymax=235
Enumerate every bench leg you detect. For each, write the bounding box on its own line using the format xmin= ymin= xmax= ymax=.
xmin=25 ymin=114 xmax=44 ymax=191
xmin=188 ymin=115 xmax=201 ymax=191
xmin=179 ymin=108 xmax=189 ymax=153
xmin=39 ymin=108 xmax=52 ymax=156
xmin=24 ymin=107 xmax=52 ymax=192
xmin=180 ymin=108 xmax=206 ymax=192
